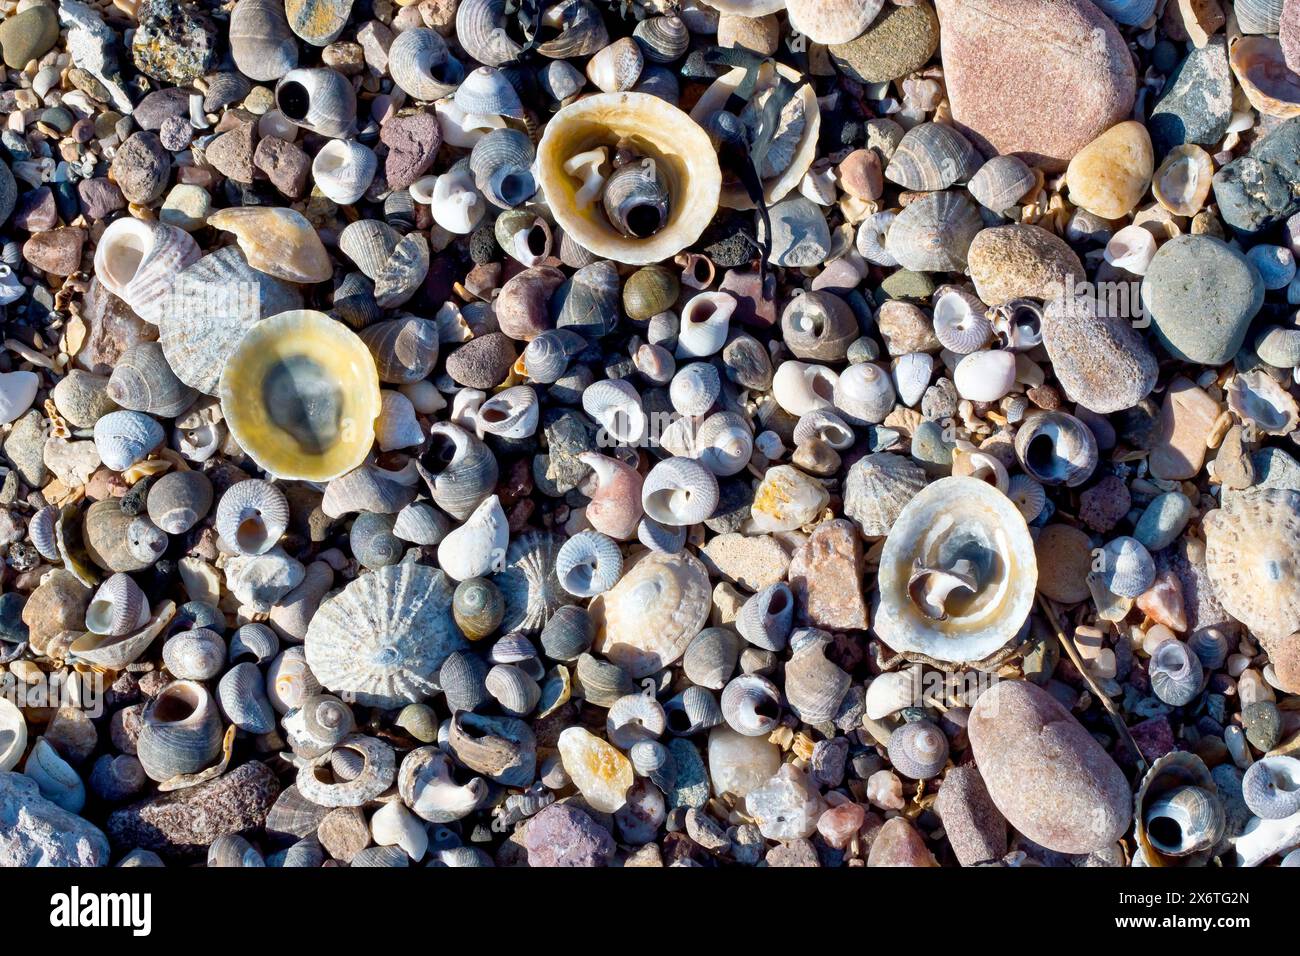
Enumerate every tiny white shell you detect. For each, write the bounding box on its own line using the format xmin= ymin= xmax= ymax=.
xmin=953 ymin=350 xmax=1017 ymax=402
xmin=215 ymin=479 xmax=289 ymax=556
xmin=437 ymin=494 xmax=509 ymax=581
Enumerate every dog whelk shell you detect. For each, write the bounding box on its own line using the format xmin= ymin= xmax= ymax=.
xmin=219 ymin=310 xmax=380 ymax=482
xmin=537 ymin=92 xmax=721 ymax=265
xmin=438 ymin=494 xmax=508 ymax=581
xmin=1203 ymin=488 xmax=1300 ymax=642
xmin=875 ymin=476 xmax=1037 ymax=667
xmin=591 ymin=548 xmax=712 ymax=678
xmin=306 ymin=563 xmax=466 ymax=709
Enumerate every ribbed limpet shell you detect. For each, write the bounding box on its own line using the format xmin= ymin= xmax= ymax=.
xmin=874 ymin=476 xmax=1037 ymax=667
xmin=589 ymin=548 xmax=712 ymax=679
xmin=1203 ymin=487 xmax=1300 ymax=642
xmin=219 ymin=310 xmax=381 ymax=482
xmin=305 ymin=563 xmax=467 ymax=709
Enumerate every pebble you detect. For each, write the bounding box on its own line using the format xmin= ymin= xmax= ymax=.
xmin=1079 ymin=475 xmax=1131 ymax=534
xmin=0 ymin=772 xmax=109 ymax=866
xmin=445 ymin=333 xmax=517 ymax=389
xmin=206 ymin=117 xmax=259 ymax=183
xmin=1149 ymin=37 xmax=1234 ymax=154
xmin=23 ymin=226 xmax=86 ymax=276
xmin=1065 ymin=121 xmax=1154 ymax=220
xmin=1142 ymin=235 xmax=1264 ymax=365
xmin=2 ymin=410 xmax=49 ymax=486
xmin=969 ymin=680 xmax=1131 ymax=854
xmin=708 ymin=726 xmax=781 ymax=799
xmin=132 ymin=0 xmax=220 ymax=84
xmin=381 ymin=111 xmax=441 ymax=190
xmin=934 ymin=763 xmax=1006 ymax=866
xmin=523 ymin=803 xmax=615 ymax=867
xmin=760 ymin=196 xmax=831 ymax=268
xmin=700 ymin=532 xmax=791 ymax=593
xmin=0 ymin=5 xmax=60 ymax=70
xmin=827 ymin=3 xmax=940 ymax=84
xmin=935 ymin=0 xmax=1137 ymax=170
xmin=745 ymin=764 xmax=825 ymax=841
xmin=1149 ymin=376 xmax=1222 ymax=481
xmin=866 ymin=816 xmax=938 ymax=867
xmin=787 ymin=519 xmax=868 ymax=630
xmin=51 ymin=370 xmax=118 ymax=428
xmin=1133 ymin=492 xmax=1194 ymax=551
xmin=1213 ymin=116 xmax=1300 ymax=234
xmin=111 ymin=132 xmax=171 ymax=205
xmin=1035 ymin=524 xmax=1094 ymax=604
xmin=160 ymin=184 xmax=212 ymax=232
xmin=1042 ymin=293 xmax=1157 ymax=414
xmin=253 ymin=136 xmax=312 ymax=198
xmin=967 ymin=224 xmax=1084 ymax=305
xmin=77 ymin=178 xmax=126 ymax=220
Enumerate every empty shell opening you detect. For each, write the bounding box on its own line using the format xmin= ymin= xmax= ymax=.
xmin=525 ymin=222 xmax=549 ymax=256
xmin=421 ymin=431 xmax=459 ymax=476
xmin=810 ymin=370 xmax=836 ymax=402
xmin=624 ymin=204 xmax=665 ymax=239
xmin=278 ymin=81 xmax=310 ymax=121
xmin=103 ymin=230 xmax=148 ymax=288
xmin=154 ymin=685 xmax=200 ymax=723
xmin=1146 ymin=814 xmax=1182 ymax=850
xmin=237 ymin=514 xmax=268 ymax=552
xmin=666 ymin=708 xmax=693 ymax=733
xmin=1025 ymin=434 xmax=1058 ymax=475
xmin=766 ymin=589 xmax=789 ymax=616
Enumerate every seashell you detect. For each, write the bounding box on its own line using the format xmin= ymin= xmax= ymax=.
xmin=283 ymin=0 xmax=353 ymax=45
xmin=1103 ymin=224 xmax=1158 ymax=276
xmin=25 ymin=738 xmax=85 ymax=813
xmin=399 ymin=747 xmax=487 ymax=822
xmin=455 ymin=66 xmax=525 ymax=119
xmin=772 ymin=360 xmax=839 ymax=417
xmin=224 ymin=547 xmax=305 ymax=612
xmin=491 ymin=530 xmax=567 ymax=634
xmin=521 ymin=329 xmax=584 ymax=386
xmin=493 ymin=266 xmax=564 ymax=342
xmin=349 ymin=845 xmax=409 ymax=867
xmin=136 ymin=680 xmax=225 ymax=783
xmin=590 ymin=548 xmax=712 ymax=678
xmin=833 ymin=361 xmax=895 ymax=426
xmin=430 ymin=159 xmax=487 ymax=235
xmin=1091 ymin=0 xmax=1156 ymax=24
xmin=535 ymin=0 xmax=608 ymax=58
xmin=229 ymin=0 xmax=299 ymax=82
xmin=29 ymin=504 xmax=60 ymax=562
xmin=641 ymin=457 xmax=720 ymax=526
xmin=932 ymin=288 xmax=992 ymax=355
xmin=494 ymin=211 xmax=552 ymax=267
xmin=349 ymin=512 xmax=403 ymax=570
xmin=583 ymin=377 xmax=648 ymax=444
xmin=1013 ymin=410 xmax=1098 ymax=488
xmin=53 ymin=505 xmax=98 ymax=588
xmin=606 ymin=693 xmax=667 ymax=750
xmin=720 ymin=673 xmax=782 ymax=736
xmin=681 ymin=628 xmax=739 ymax=692
xmin=1203 ymin=489 xmax=1300 ymax=642
xmin=1134 ymin=752 xmax=1223 ymax=866
xmin=577 ymin=452 xmax=643 ymax=541
xmin=375 ymin=392 xmax=424 ymax=453
xmin=884 ymin=191 xmax=983 ymax=273
xmin=284 ymin=694 xmax=354 ymax=757
xmin=953 ymin=349 xmax=1017 ymax=403
xmin=451 ymin=577 xmax=505 ymax=642
xmin=161 ymin=628 xmax=224 ymax=681
xmin=438 ymin=494 xmax=509 ymax=581
xmin=146 ymin=469 xmax=213 ymax=535
xmin=855 ymin=210 xmax=899 ymax=267
xmin=602 ymin=157 xmax=670 ymax=242
xmin=781 ymin=290 xmax=858 ymax=362
xmin=305 ymin=563 xmax=467 ymax=709
xmin=1236 ymin=0 xmax=1285 ymax=32
xmin=388 ymin=503 xmax=446 ymax=549
xmin=1230 ymin=36 xmax=1300 ymax=119
xmin=537 ymin=93 xmax=722 ymax=265
xmin=85 ymin=572 xmax=149 ymax=636
xmin=785 ymin=0 xmax=882 ymax=43
xmin=445 ymin=712 xmax=537 ymax=787
xmin=1227 ymin=369 xmax=1300 ymax=436
xmin=217 ymin=661 xmax=276 ymax=734
xmin=312 ymin=139 xmax=377 ymax=205
xmin=455 ymin=0 xmax=523 ymax=66
xmin=886 ymin=122 xmax=983 ymax=191
xmin=623 ymin=263 xmax=680 ymax=322
xmin=476 ymin=386 xmax=539 ymax=440
xmin=556 ymin=530 xmax=624 ymax=598
xmin=1152 ymin=145 xmax=1214 ymax=218
xmin=275 ymin=67 xmax=355 ymax=139
xmin=586 ymin=36 xmax=644 ymax=94
xmin=357 ymin=316 xmax=439 ymax=386
xmin=691 ymin=62 xmax=820 ymax=209
xmin=663 ymin=685 xmax=723 ymax=735
xmin=866 ymin=669 xmax=918 ymax=720
xmin=0 ymin=698 xmax=26 ymax=774
xmin=736 ymin=582 xmax=795 ymax=652
xmin=207 ymin=833 xmax=265 ymax=868
xmin=83 ymin=501 xmax=166 ymax=573
xmin=562 ymin=146 xmax=611 ymax=212
xmin=334 ymin=222 xmax=427 ymax=309
xmin=669 ymin=363 xmax=721 ymax=418
xmin=695 ymin=411 xmax=754 ymax=476
xmin=638 ymin=516 xmax=687 ymax=554
xmin=629 ymin=738 xmax=675 ymax=791
xmin=206 ymin=206 xmax=332 ymax=285
xmin=220 ymin=310 xmax=380 ymax=481
xmin=157 ymin=247 xmax=304 ymax=396
xmin=1147 ymin=638 xmax=1203 ymax=707
xmin=389 ymin=27 xmax=463 ymax=101
xmin=93 ymin=410 xmax=163 ymax=472
xmin=296 ymin=735 xmax=396 ymax=808
xmin=418 ymin=421 xmax=499 ymax=522
xmin=554 ymin=261 xmax=620 ymax=338
xmin=92 ymin=217 xmax=201 ymax=324
xmin=634 ymin=14 xmax=690 ymax=61
xmin=784 ymin=628 xmax=851 ymax=724
xmin=888 ymin=719 xmax=949 ymax=780
xmin=1098 ymin=536 xmax=1156 ymax=599
xmin=875 ymin=476 xmax=1037 ymax=667
xmin=541 ymin=604 xmax=594 ymax=661
xmin=1242 ymin=756 xmax=1300 ymax=820
xmin=322 ymin=461 xmax=420 ymax=519
xmin=485 ymin=664 xmax=541 ymax=716
xmin=540 ymin=57 xmax=585 ymax=103
xmin=842 ymin=450 xmax=925 ymax=538
xmin=892 ymin=352 xmax=934 ymax=408
xmin=107 ymin=342 xmax=197 ymax=419
xmin=967 ymin=155 xmax=1036 ymax=212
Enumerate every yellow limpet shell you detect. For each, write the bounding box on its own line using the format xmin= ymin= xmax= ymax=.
xmin=219 ymin=310 xmax=381 ymax=482
xmin=536 ymin=92 xmax=721 ymax=266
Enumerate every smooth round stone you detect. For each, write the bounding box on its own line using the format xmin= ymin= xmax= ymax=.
xmin=1149 ymin=38 xmax=1233 ymax=154
xmin=1065 ymin=121 xmax=1154 ymax=220
xmin=1042 ymin=294 xmax=1157 ymax=414
xmin=1141 ymin=235 xmax=1265 ymax=365
xmin=967 ymin=224 xmax=1084 ymax=306
xmin=759 ymin=196 xmax=831 ymax=268
xmin=708 ymin=726 xmax=781 ymax=799
xmin=159 ymin=184 xmax=212 ymax=232
xmin=866 ymin=816 xmax=938 ymax=866
xmin=1133 ymin=492 xmax=1193 ymax=552
xmin=969 ymin=680 xmax=1131 ymax=854
xmin=1034 ymin=524 xmax=1094 ymax=604
xmin=827 ymin=3 xmax=939 ymax=84
xmin=934 ymin=0 xmax=1137 ymax=170
xmin=0 ymin=5 xmax=60 ymax=69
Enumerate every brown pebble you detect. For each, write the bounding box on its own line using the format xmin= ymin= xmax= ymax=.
xmin=788 ymin=519 xmax=869 ymax=630
xmin=444 ymin=332 xmax=518 ymax=389
xmin=111 ymin=131 xmax=171 ymax=204
xmin=253 ymin=135 xmax=311 ymax=197
xmin=77 ymin=178 xmax=126 ymax=220
xmin=23 ymin=225 xmax=87 ymax=276
xmin=838 ymin=148 xmax=884 ymax=201
xmin=381 ymin=110 xmax=442 ymax=190
xmin=866 ymin=816 xmax=939 ymax=866
xmin=1034 ymin=523 xmax=1094 ymax=604
xmin=205 ymin=116 xmax=258 ymax=183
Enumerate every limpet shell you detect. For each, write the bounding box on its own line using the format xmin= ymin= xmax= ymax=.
xmin=1203 ymin=488 xmax=1300 ymax=642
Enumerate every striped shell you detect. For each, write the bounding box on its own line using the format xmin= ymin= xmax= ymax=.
xmin=1098 ymin=536 xmax=1156 ymax=598
xmin=136 ymin=680 xmax=225 ymax=783
xmin=884 ymin=191 xmax=983 ymax=273
xmin=296 ymin=735 xmax=396 ymax=808
xmin=783 ymin=629 xmax=850 ymax=724
xmin=455 ymin=0 xmax=523 ymax=66
xmin=485 ymin=664 xmax=542 ymax=717
xmin=641 ymin=457 xmax=720 ymax=526
xmin=887 ymin=719 xmax=949 ymax=779
xmin=92 ymin=410 xmax=164 ymax=471
xmin=1203 ymin=488 xmax=1300 ymax=642
xmin=967 ymin=155 xmax=1037 ymax=212
xmin=682 ymin=627 xmax=740 ymax=690
xmin=555 ymin=530 xmax=624 ymax=598
xmin=417 ymin=421 xmax=498 ymax=521
xmin=229 ymin=622 xmax=279 ymax=664
xmin=491 ymin=531 xmax=567 ymax=634
xmin=720 ymin=673 xmax=782 ymax=736
xmin=843 ymin=452 xmax=927 ymax=538
xmin=107 ymin=341 xmax=199 ymax=418
xmin=28 ymin=504 xmax=61 ymax=561
xmin=885 ymin=122 xmax=983 ymax=191
xmin=1242 ymin=756 xmax=1300 ymax=820
xmin=539 ymin=604 xmax=594 ymax=661
xmin=781 ymin=290 xmax=858 ymax=362
xmin=456 ymin=67 xmax=525 ymax=119
xmin=695 ymin=411 xmax=754 ymax=476
xmin=669 ymin=362 xmax=721 ymax=417
xmin=92 ymin=217 xmax=201 ymax=324
xmin=932 ymin=288 xmax=992 ymax=354
xmin=736 ymin=582 xmax=795 ymax=652
xmin=1148 ymin=639 xmax=1203 ymax=707
xmin=1013 ymin=410 xmax=1098 ymax=488
xmin=85 ymin=573 xmax=150 ymax=636
xmin=218 ymin=661 xmax=276 ymax=734
xmin=215 ymin=479 xmax=289 ymax=556
xmin=305 ymin=563 xmax=467 ymax=709
xmin=312 ymin=138 xmax=377 ymax=205
xmin=633 ymin=14 xmax=690 ymax=61
xmin=833 ymin=361 xmax=895 ymax=426
xmin=606 ymin=693 xmax=667 ymax=749
xmin=388 ymin=27 xmax=463 ymax=101
xmin=162 ymin=628 xmax=227 ymax=681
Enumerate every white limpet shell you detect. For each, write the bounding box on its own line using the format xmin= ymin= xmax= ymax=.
xmin=874 ymin=476 xmax=1038 ymax=668
xmin=689 ymin=61 xmax=820 ymax=209
xmin=1104 ymin=224 xmax=1158 ymax=275
xmin=0 ymin=370 xmax=39 ymax=426
xmin=537 ymin=92 xmax=721 ymax=266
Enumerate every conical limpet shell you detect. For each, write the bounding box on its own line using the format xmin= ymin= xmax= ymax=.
xmin=537 ymin=92 xmax=721 ymax=265
xmin=1203 ymin=488 xmax=1300 ymax=642
xmin=874 ymin=476 xmax=1037 ymax=667
xmin=218 ymin=310 xmax=381 ymax=482
xmin=884 ymin=191 xmax=982 ymax=272
xmin=1152 ymin=144 xmax=1213 ymax=217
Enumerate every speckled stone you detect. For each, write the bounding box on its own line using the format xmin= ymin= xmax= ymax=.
xmin=876 ymin=300 xmax=940 ymax=354
xmin=77 ymin=177 xmax=126 ymax=220
xmin=934 ymin=763 xmax=1007 ymax=866
xmin=445 ymin=332 xmax=518 ymax=389
xmin=700 ymin=532 xmax=791 ymax=593
xmin=1243 ymin=701 xmax=1282 ymax=751
xmin=1212 ymin=116 xmax=1300 ymax=234
xmin=1079 ymin=474 xmax=1131 ymax=533
xmin=866 ymin=816 xmax=938 ymax=866
xmin=523 ymin=803 xmax=615 ymax=867
xmin=969 ymin=680 xmax=1131 ymax=854
xmin=934 ymin=0 xmax=1137 ymax=170
xmin=2 ymin=410 xmax=49 ymax=486
xmin=205 ymin=116 xmax=258 ymax=183
xmin=1133 ymin=492 xmax=1194 ymax=551
xmin=23 ymin=226 xmax=86 ymax=276
xmin=1149 ymin=376 xmax=1222 ymax=481
xmin=667 ymin=738 xmax=709 ymax=810
xmin=1149 ymin=37 xmax=1233 ymax=155
xmin=111 ymin=132 xmax=171 ymax=205
xmin=381 ymin=110 xmax=441 ymax=190
xmin=967 ymin=225 xmax=1085 ymax=306
xmin=828 ymin=3 xmax=939 ymax=84
xmin=253 ymin=136 xmax=311 ymax=197
xmin=787 ymin=519 xmax=868 ymax=630
xmin=765 ymin=838 xmax=822 ymax=866
xmin=131 ymin=0 xmax=219 ymax=84
xmin=1265 ymin=631 xmax=1300 ymax=694
xmin=1142 ymin=235 xmax=1264 ymax=364
xmin=1284 ymin=0 xmax=1300 ymax=71
xmin=1042 ymin=294 xmax=1158 ymax=414
xmin=106 ymin=760 xmax=279 ymax=861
